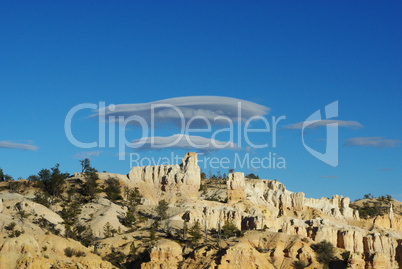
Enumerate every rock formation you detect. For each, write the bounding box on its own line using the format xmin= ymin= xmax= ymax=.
xmin=128 ymin=152 xmax=201 ymax=202
xmin=0 ymin=152 xmax=400 ymax=268
xmin=227 ymin=172 xmax=246 ymax=202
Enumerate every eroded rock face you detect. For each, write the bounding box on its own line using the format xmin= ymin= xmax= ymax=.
xmin=217 ymin=242 xmax=274 ymax=269
xmin=180 ymin=202 xmax=243 ymax=230
xmin=227 ymin=172 xmax=246 ymax=202
xmin=141 ymin=239 xmax=183 ymax=269
xmin=128 ymin=152 xmax=201 ymax=200
xmin=281 ymin=217 xmax=402 ymax=268
xmin=304 ymin=195 xmax=359 ymax=220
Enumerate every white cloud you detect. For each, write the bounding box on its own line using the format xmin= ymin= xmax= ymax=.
xmin=94 ymin=96 xmax=270 ymax=125
xmin=130 ymin=134 xmax=238 ymax=152
xmin=0 ymin=141 xmax=38 ymax=151
xmin=284 ymin=120 xmax=363 ymax=129
xmin=344 ymin=137 xmax=400 ymax=148
xmin=73 ymin=151 xmax=103 ymax=159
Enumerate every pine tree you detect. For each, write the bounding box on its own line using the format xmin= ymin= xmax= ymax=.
xmin=188 ymin=221 xmax=202 ymax=247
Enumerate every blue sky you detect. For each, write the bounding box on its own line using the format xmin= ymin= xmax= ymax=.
xmin=1 ymin=1 xmax=401 ymax=201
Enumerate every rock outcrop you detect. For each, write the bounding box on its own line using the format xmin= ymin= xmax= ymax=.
xmin=227 ymin=172 xmax=246 ymax=202
xmin=141 ymin=239 xmax=183 ymax=269
xmin=128 ymin=152 xmax=201 ymax=201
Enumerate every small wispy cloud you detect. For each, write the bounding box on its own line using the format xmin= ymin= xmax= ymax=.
xmin=130 ymin=134 xmax=238 ymax=152
xmin=284 ymin=120 xmax=363 ymax=130
xmin=0 ymin=141 xmax=38 ymax=151
xmin=380 ymin=168 xmax=392 ymax=172
xmin=344 ymin=137 xmax=401 ymax=148
xmin=321 ymin=175 xmax=338 ymax=179
xmin=73 ymin=151 xmax=103 ymax=159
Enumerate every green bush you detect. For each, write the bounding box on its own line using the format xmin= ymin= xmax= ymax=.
xmin=104 ymin=251 xmax=126 ymax=267
xmin=311 ymin=240 xmax=335 ymax=269
xmin=5 ymin=222 xmax=16 ymax=231
xmin=292 ymin=260 xmax=307 ymax=269
xmin=75 ymin=250 xmax=86 ymax=257
xmin=155 ymin=200 xmax=169 ymax=221
xmin=188 ymin=221 xmax=202 ymax=246
xmin=121 ymin=209 xmax=136 ymax=227
xmin=64 ymin=247 xmax=75 ymax=257
xmin=341 ymin=251 xmax=350 ymax=262
xmin=222 ymin=220 xmax=242 ymax=239
xmin=104 ymin=177 xmax=122 ymax=201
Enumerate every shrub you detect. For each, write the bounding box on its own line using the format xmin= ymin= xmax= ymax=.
xmin=60 ymin=201 xmax=81 ymax=225
xmin=292 ymin=260 xmax=307 ymax=269
xmin=341 ymin=251 xmax=350 ymax=261
xmin=104 ymin=251 xmax=126 ymax=267
xmin=10 ymin=230 xmax=22 ymax=238
xmin=311 ymin=240 xmax=335 ymax=269
xmin=75 ymin=250 xmax=86 ymax=257
xmin=222 ymin=220 xmax=242 ymax=239
xmin=5 ymin=222 xmax=16 ymax=231
xmin=64 ymin=247 xmax=75 ymax=257
xmin=199 ymin=183 xmax=208 ymax=195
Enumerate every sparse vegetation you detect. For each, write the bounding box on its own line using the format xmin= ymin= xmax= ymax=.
xmin=351 ymin=194 xmax=394 ymax=219
xmin=33 ymin=192 xmax=51 ymax=207
xmin=64 ymin=247 xmax=85 ymax=258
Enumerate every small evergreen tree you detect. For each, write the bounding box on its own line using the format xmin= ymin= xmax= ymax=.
xmin=0 ymin=168 xmax=4 ymax=181
xmin=222 ymin=220 xmax=241 ymax=239
xmin=82 ymin=167 xmax=99 ymax=200
xmin=188 ymin=221 xmax=202 ymax=247
xmin=104 ymin=177 xmax=122 ymax=202
xmin=150 ymin=224 xmax=156 ymax=243
xmin=80 ymin=158 xmax=91 ymax=173
xmin=156 ymin=200 xmax=169 ymax=221
xmin=103 ymin=222 xmax=116 ymax=238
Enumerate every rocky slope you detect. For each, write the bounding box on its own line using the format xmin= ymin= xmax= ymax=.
xmin=0 ymin=152 xmax=400 ymax=269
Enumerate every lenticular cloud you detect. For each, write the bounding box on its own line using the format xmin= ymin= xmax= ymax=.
xmin=130 ymin=134 xmax=238 ymax=152
xmin=95 ymin=96 xmax=269 ymax=124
